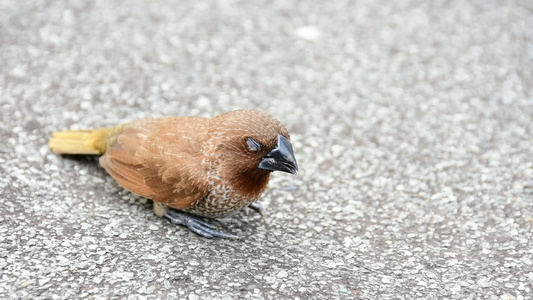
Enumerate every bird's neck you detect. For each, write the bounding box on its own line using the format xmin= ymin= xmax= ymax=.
xmin=232 ymin=169 xmax=271 ymax=200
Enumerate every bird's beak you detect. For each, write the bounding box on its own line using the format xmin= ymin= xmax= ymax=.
xmin=258 ymin=134 xmax=298 ymax=175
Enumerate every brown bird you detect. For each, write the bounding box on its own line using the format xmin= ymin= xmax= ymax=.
xmin=48 ymin=109 xmax=298 ymax=238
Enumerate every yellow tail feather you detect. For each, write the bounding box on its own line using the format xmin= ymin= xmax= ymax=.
xmin=48 ymin=128 xmax=112 ymax=155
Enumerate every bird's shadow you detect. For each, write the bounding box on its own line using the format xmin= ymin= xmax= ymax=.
xmin=60 ymin=154 xmax=100 ymax=165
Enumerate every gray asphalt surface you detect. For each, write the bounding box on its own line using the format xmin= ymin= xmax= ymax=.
xmin=1 ymin=0 xmax=532 ymax=299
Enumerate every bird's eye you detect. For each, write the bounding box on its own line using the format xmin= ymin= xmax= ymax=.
xmin=246 ymin=137 xmax=262 ymax=152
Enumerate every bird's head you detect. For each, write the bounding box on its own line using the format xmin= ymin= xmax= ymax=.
xmin=205 ymin=109 xmax=298 ymax=196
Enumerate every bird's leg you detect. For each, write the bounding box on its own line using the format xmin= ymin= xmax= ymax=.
xmin=164 ymin=210 xmax=238 ymax=239
xmin=248 ymin=202 xmax=266 ymax=217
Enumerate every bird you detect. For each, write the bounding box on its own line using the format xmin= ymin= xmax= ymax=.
xmin=48 ymin=109 xmax=298 ymax=238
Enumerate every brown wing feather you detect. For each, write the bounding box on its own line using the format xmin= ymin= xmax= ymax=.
xmin=99 ymin=126 xmax=154 ymax=198
xmin=100 ymin=155 xmax=153 ymax=197
xmin=100 ymin=117 xmax=209 ymax=209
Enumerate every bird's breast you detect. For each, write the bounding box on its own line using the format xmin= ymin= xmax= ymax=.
xmin=182 ymin=159 xmax=269 ymax=218
xmin=183 ymin=183 xmax=258 ymax=218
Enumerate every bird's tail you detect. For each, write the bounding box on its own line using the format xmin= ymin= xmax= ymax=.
xmin=48 ymin=127 xmax=114 ymax=155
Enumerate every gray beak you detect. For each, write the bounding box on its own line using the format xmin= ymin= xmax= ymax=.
xmin=258 ymin=134 xmax=298 ymax=175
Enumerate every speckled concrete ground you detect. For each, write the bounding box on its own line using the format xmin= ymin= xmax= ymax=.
xmin=1 ymin=0 xmax=532 ymax=299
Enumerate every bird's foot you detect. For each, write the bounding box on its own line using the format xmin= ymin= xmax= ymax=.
xmin=164 ymin=210 xmax=238 ymax=239
xmin=248 ymin=202 xmax=266 ymax=217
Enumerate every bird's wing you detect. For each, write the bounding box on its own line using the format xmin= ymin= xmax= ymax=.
xmin=99 ymin=117 xmax=209 ymax=209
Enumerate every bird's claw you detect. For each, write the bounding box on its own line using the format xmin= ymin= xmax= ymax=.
xmin=248 ymin=202 xmax=266 ymax=217
xmin=164 ymin=210 xmax=238 ymax=239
